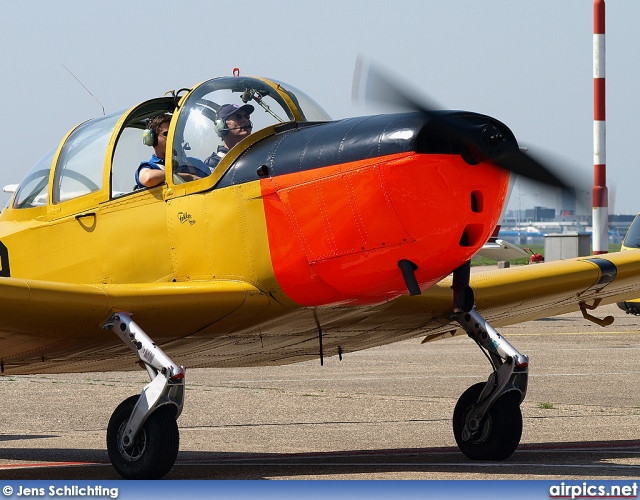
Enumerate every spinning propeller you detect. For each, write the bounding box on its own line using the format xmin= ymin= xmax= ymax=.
xmin=352 ymin=57 xmax=581 ymax=192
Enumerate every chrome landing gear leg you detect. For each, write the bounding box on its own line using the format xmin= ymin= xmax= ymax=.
xmin=450 ymin=262 xmax=528 ymax=460
xmin=102 ymin=312 xmax=185 ymax=479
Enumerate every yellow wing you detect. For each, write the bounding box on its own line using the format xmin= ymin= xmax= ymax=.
xmin=416 ymin=250 xmax=640 ymax=342
xmin=0 ymin=278 xmax=273 ymax=373
xmin=1 ymin=250 xmax=640 ymax=374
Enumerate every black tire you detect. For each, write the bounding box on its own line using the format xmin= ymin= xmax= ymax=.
xmin=452 ymin=382 xmax=522 ymax=461
xmin=106 ymin=395 xmax=179 ymax=479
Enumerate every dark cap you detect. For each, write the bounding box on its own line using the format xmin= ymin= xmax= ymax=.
xmin=218 ymin=103 xmax=255 ymax=121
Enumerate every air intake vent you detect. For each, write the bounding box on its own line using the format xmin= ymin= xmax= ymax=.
xmin=459 ymin=224 xmax=484 ymax=247
xmin=470 ymin=191 xmax=483 ymax=213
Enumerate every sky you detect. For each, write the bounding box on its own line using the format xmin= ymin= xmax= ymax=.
xmin=1 ymin=0 xmax=639 ymax=213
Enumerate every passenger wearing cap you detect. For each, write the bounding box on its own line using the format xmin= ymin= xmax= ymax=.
xmin=204 ymin=103 xmax=254 ymax=169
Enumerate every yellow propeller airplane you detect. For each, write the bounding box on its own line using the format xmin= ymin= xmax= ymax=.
xmin=2 ymin=66 xmax=640 ymax=479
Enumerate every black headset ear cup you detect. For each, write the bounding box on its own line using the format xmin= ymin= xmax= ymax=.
xmin=142 ymin=128 xmax=157 ymax=147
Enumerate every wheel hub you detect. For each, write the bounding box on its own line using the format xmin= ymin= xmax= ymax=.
xmin=117 ymin=420 xmax=147 ymax=462
xmin=463 ymin=409 xmax=492 ymax=443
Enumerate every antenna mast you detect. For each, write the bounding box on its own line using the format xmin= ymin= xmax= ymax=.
xmin=61 ymin=63 xmax=105 ymax=116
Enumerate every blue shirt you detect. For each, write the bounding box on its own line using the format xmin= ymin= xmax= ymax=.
xmin=135 ymin=154 xmax=164 ymax=188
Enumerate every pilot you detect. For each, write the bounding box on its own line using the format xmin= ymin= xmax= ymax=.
xmin=204 ymin=103 xmax=254 ymax=169
xmin=136 ymin=114 xmax=203 ymax=188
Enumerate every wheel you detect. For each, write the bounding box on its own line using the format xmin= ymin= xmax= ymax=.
xmin=452 ymin=382 xmax=522 ymax=461
xmin=618 ymin=301 xmax=640 ymax=316
xmin=106 ymin=395 xmax=179 ymax=479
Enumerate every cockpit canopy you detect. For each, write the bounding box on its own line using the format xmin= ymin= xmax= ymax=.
xmin=171 ymin=76 xmax=330 ymax=186
xmin=9 ymin=76 xmax=331 ymax=211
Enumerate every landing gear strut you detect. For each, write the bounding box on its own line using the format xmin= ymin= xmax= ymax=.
xmin=102 ymin=312 xmax=185 ymax=479
xmin=450 ymin=262 xmax=528 ymax=460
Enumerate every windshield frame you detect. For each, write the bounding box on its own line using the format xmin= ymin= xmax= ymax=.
xmin=4 ymin=75 xmax=333 ymax=215
xmin=168 ymin=76 xmax=331 ymax=194
xmin=10 ymin=146 xmax=58 ymax=210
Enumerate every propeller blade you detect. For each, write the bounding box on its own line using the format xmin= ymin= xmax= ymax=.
xmin=495 ymin=147 xmax=570 ymax=190
xmin=352 ymin=56 xmax=440 ymax=113
xmin=352 ymin=57 xmax=582 ymax=192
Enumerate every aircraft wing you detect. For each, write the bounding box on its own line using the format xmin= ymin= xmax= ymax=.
xmin=415 ymin=249 xmax=640 ymax=342
xmin=0 ymin=278 xmax=274 ymax=374
xmin=1 ymin=250 xmax=640 ymax=374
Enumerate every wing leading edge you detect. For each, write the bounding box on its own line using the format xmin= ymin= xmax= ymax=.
xmin=418 ymin=250 xmax=640 ymax=343
xmin=1 ymin=250 xmax=640 ymax=374
xmin=0 ymin=278 xmax=272 ymax=374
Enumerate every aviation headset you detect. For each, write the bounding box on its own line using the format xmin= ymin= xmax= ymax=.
xmin=214 ymin=104 xmax=254 ymax=137
xmin=213 ymin=116 xmax=254 ymax=137
xmin=213 ymin=117 xmax=228 ymax=138
xmin=142 ymin=114 xmax=172 ymax=147
xmin=141 ymin=127 xmax=157 ymax=147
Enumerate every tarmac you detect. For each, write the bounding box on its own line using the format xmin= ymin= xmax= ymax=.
xmin=1 ymin=299 xmax=640 ymax=480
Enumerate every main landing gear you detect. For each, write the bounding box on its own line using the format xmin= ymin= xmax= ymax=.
xmin=102 ymin=313 xmax=185 ymax=479
xmin=449 ymin=262 xmax=529 ymax=460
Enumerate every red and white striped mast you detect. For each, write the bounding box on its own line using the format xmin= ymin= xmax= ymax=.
xmin=592 ymin=0 xmax=608 ymax=254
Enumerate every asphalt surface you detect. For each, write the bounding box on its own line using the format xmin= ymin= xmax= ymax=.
xmin=1 ymin=300 xmax=640 ymax=480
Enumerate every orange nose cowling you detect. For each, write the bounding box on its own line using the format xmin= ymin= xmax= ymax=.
xmin=262 ymin=151 xmax=509 ymax=306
